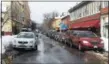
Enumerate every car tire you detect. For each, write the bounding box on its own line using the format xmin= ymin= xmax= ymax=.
xmin=98 ymin=48 xmax=104 ymax=53
xmin=32 ymin=45 xmax=37 ymax=51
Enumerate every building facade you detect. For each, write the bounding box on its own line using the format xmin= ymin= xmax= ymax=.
xmin=68 ymin=1 xmax=109 ymax=51
xmin=2 ymin=1 xmax=30 ymax=35
xmin=68 ymin=1 xmax=101 ymax=36
xmin=52 ymin=17 xmax=62 ymax=31
xmin=61 ymin=15 xmax=70 ymax=30
xmin=100 ymin=2 xmax=108 ymax=51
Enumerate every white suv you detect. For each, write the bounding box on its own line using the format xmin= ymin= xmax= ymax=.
xmin=12 ymin=32 xmax=39 ymax=50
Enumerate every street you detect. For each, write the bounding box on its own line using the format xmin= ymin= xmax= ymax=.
xmin=12 ymin=34 xmax=102 ymax=64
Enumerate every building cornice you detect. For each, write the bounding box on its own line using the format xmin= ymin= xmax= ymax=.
xmin=70 ymin=13 xmax=100 ymax=23
xmin=101 ymin=7 xmax=109 ymax=15
xmin=68 ymin=1 xmax=92 ymax=13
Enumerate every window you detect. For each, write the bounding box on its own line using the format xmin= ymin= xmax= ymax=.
xmin=91 ymin=3 xmax=93 ymax=15
xmin=86 ymin=4 xmax=89 ymax=16
xmin=89 ymin=3 xmax=91 ymax=15
xmin=92 ymin=2 xmax=94 ymax=14
xmin=103 ymin=26 xmax=108 ymax=38
xmin=97 ymin=2 xmax=101 ymax=12
xmin=85 ymin=5 xmax=88 ymax=16
xmin=102 ymin=17 xmax=109 ymax=38
xmin=81 ymin=7 xmax=83 ymax=17
xmin=17 ymin=33 xmax=34 ymax=38
xmin=94 ymin=2 xmax=98 ymax=13
xmin=83 ymin=6 xmax=85 ymax=16
xmin=104 ymin=2 xmax=108 ymax=8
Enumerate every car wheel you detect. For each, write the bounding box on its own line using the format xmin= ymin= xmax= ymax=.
xmin=98 ymin=48 xmax=104 ymax=53
xmin=33 ymin=45 xmax=37 ymax=51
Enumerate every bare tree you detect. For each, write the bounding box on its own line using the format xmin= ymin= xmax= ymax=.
xmin=42 ymin=11 xmax=59 ymax=30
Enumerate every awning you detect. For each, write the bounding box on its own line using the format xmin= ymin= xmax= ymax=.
xmin=71 ymin=22 xmax=83 ymax=29
xmin=81 ymin=20 xmax=100 ymax=28
xmin=71 ymin=20 xmax=100 ymax=29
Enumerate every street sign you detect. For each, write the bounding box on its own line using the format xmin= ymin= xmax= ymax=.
xmin=60 ymin=22 xmax=68 ymax=30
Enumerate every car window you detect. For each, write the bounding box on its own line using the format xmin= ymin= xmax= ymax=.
xmin=17 ymin=33 xmax=34 ymax=38
xmin=78 ymin=31 xmax=97 ymax=37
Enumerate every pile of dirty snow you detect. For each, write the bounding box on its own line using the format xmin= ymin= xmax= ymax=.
xmin=85 ymin=51 xmax=108 ymax=64
xmin=0 ymin=35 xmax=17 ymax=54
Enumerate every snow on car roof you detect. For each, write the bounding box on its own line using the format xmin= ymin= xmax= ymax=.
xmin=19 ymin=32 xmax=34 ymax=34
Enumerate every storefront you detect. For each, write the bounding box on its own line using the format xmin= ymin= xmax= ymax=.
xmin=70 ymin=19 xmax=100 ymax=36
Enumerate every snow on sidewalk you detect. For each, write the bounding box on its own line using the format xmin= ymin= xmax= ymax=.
xmin=85 ymin=51 xmax=108 ymax=64
xmin=0 ymin=35 xmax=17 ymax=54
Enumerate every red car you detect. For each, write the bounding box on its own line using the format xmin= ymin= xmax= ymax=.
xmin=66 ymin=30 xmax=104 ymax=51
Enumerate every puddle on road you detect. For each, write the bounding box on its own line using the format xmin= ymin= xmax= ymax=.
xmin=37 ymin=38 xmax=45 ymax=63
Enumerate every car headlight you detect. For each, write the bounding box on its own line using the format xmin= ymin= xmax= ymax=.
xmin=82 ymin=40 xmax=89 ymax=44
xmin=30 ymin=41 xmax=34 ymax=43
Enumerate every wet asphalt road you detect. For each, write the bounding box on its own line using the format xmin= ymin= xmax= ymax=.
xmin=12 ymin=34 xmax=101 ymax=64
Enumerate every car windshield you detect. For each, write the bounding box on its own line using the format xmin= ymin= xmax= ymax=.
xmin=17 ymin=33 xmax=34 ymax=38
xmin=77 ymin=31 xmax=97 ymax=38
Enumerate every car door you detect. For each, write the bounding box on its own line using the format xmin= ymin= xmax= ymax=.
xmin=72 ymin=32 xmax=80 ymax=46
xmin=66 ymin=31 xmax=70 ymax=40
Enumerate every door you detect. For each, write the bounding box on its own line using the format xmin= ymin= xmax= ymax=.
xmin=71 ymin=32 xmax=80 ymax=46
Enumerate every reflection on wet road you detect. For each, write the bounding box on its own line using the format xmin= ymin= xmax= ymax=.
xmin=12 ymin=34 xmax=100 ymax=64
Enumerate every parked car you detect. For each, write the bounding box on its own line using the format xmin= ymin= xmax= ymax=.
xmin=59 ymin=32 xmax=70 ymax=44
xmin=66 ymin=30 xmax=104 ymax=51
xmin=12 ymin=32 xmax=39 ymax=50
xmin=21 ymin=28 xmax=32 ymax=32
xmin=54 ymin=32 xmax=60 ymax=41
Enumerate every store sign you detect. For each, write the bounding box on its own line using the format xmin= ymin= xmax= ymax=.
xmin=60 ymin=22 xmax=68 ymax=30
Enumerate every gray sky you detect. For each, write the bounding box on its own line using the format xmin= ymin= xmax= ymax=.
xmin=29 ymin=2 xmax=78 ymax=24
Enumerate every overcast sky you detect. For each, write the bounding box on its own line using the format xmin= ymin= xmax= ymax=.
xmin=29 ymin=2 xmax=78 ymax=24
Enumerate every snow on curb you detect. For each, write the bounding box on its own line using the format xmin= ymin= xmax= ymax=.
xmin=85 ymin=51 xmax=108 ymax=64
xmin=0 ymin=35 xmax=17 ymax=54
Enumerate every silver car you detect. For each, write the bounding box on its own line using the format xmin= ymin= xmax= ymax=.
xmin=12 ymin=32 xmax=39 ymax=50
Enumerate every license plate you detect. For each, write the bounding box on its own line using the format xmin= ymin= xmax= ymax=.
xmin=94 ymin=46 xmax=97 ymax=48
xmin=19 ymin=45 xmax=26 ymax=47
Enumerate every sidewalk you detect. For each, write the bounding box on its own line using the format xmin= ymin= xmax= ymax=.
xmin=85 ymin=51 xmax=108 ymax=64
xmin=0 ymin=35 xmax=17 ymax=64
xmin=0 ymin=35 xmax=16 ymax=54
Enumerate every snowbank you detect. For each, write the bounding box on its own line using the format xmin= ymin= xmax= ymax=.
xmin=0 ymin=35 xmax=17 ymax=54
xmin=101 ymin=37 xmax=108 ymax=52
